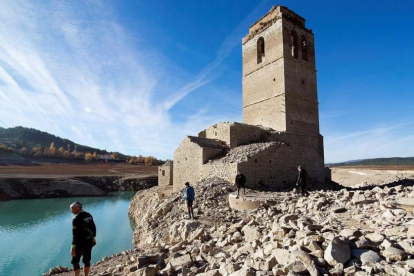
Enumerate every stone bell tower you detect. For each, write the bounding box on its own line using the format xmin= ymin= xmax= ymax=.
xmin=242 ymin=6 xmax=320 ymax=137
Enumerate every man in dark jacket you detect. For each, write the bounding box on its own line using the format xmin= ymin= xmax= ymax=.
xmin=235 ymin=171 xmax=247 ymax=198
xmin=296 ymin=165 xmax=310 ymax=197
xmin=183 ymin=182 xmax=195 ymax=219
xmin=70 ymin=202 xmax=96 ymax=276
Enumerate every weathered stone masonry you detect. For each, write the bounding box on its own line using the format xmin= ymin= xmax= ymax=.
xmin=161 ymin=6 xmax=328 ymax=192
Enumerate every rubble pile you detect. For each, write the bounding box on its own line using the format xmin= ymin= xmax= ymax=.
xmin=129 ymin=178 xmax=239 ymax=247
xmin=50 ymin=178 xmax=414 ymax=276
xmin=210 ymin=142 xmax=280 ymax=164
xmin=122 ymin=179 xmax=414 ymax=276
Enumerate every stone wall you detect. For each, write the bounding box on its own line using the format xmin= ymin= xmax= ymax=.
xmin=243 ymin=94 xmax=287 ymax=131
xmin=268 ymin=132 xmax=325 ymax=183
xmin=242 ymin=20 xmax=286 ymax=131
xmin=173 ymin=136 xmax=225 ymax=191
xmin=204 ymin=123 xmax=233 ymax=147
xmin=201 ymin=163 xmax=237 ymax=184
xmin=200 ymin=142 xmax=325 ymax=189
xmin=173 ymin=137 xmax=203 ymax=192
xmin=202 ymin=147 xmax=225 ymax=164
xmin=237 ymin=143 xmax=297 ymax=188
xmin=158 ymin=161 xmax=173 ymax=186
xmin=242 ymin=22 xmax=284 ymax=77
xmin=242 ymin=4 xmax=319 ymax=138
xmin=203 ymin=123 xmax=266 ymax=149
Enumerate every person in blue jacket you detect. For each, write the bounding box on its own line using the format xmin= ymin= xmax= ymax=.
xmin=183 ymin=182 xmax=195 ymax=219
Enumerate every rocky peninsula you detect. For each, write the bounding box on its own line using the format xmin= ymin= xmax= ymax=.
xmin=44 ymin=168 xmax=414 ymax=276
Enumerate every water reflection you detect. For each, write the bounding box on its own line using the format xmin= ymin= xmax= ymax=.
xmin=0 ymin=192 xmax=136 ymax=276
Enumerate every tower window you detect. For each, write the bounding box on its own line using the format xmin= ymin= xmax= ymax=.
xmin=257 ymin=37 xmax=265 ymax=64
xmin=301 ymin=36 xmax=308 ymax=61
xmin=162 ymin=170 xmax=165 ymax=176
xmin=291 ymin=30 xmax=298 ymax=59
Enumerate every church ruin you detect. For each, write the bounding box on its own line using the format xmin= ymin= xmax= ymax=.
xmin=158 ymin=6 xmax=327 ymax=191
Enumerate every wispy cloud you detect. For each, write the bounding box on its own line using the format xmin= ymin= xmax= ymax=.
xmin=0 ymin=0 xmax=263 ymax=158
xmin=163 ymin=0 xmax=270 ymax=110
xmin=325 ymin=121 xmax=414 ymax=163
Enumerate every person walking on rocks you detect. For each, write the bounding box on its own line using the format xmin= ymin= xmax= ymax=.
xmin=235 ymin=171 xmax=247 ymax=198
xmin=70 ymin=202 xmax=96 ymax=276
xmin=296 ymin=165 xmax=310 ymax=197
xmin=183 ymin=182 xmax=195 ymax=219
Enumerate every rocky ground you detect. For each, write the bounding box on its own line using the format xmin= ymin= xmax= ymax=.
xmin=46 ymin=169 xmax=414 ymax=276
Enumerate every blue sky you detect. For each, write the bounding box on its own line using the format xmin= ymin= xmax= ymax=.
xmin=0 ymin=0 xmax=413 ymax=163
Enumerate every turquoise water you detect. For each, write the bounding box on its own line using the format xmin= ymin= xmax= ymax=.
xmin=0 ymin=192 xmax=137 ymax=276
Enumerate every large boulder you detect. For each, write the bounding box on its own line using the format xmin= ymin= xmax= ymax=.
xmin=324 ymin=237 xmax=351 ymax=266
xmin=272 ymin=249 xmax=290 ymax=266
xmin=241 ymin=225 xmax=261 ymax=242
xmin=169 ymin=220 xmax=202 ymax=243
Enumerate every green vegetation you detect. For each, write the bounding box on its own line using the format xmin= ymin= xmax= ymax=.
xmin=0 ymin=143 xmax=15 ymax=154
xmin=329 ymin=157 xmax=414 ymax=167
xmin=0 ymin=126 xmax=105 ymax=154
xmin=0 ymin=126 xmax=163 ymax=164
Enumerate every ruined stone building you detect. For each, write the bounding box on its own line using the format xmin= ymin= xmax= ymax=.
xmin=158 ymin=6 xmax=327 ymax=191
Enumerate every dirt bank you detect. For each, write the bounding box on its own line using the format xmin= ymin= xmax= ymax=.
xmin=0 ymin=163 xmax=158 ymax=200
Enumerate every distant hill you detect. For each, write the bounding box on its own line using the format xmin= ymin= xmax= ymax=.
xmin=329 ymin=157 xmax=414 ymax=167
xmin=0 ymin=126 xmax=108 ymax=155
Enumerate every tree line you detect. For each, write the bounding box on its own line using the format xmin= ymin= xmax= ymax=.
xmin=125 ymin=155 xmax=160 ymax=166
xmin=0 ymin=143 xmax=15 ymax=154
xmin=1 ymin=141 xmax=162 ymax=165
xmin=0 ymin=126 xmax=108 ymax=156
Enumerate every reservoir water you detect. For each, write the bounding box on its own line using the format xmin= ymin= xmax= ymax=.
xmin=0 ymin=192 xmax=136 ymax=276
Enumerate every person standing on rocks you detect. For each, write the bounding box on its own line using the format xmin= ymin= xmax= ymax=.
xmin=296 ymin=165 xmax=310 ymax=197
xmin=70 ymin=202 xmax=96 ymax=276
xmin=183 ymin=182 xmax=195 ymax=219
xmin=235 ymin=171 xmax=247 ymax=198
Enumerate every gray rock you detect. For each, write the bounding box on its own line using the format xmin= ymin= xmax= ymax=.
xmin=382 ymin=247 xmax=409 ymax=261
xmin=287 ymin=261 xmax=307 ymax=274
xmin=365 ymin=233 xmax=384 ymax=243
xmin=169 ymin=253 xmax=193 ymax=269
xmin=352 ymin=192 xmax=368 ymax=204
xmin=351 ymin=249 xmax=382 ymax=264
xmin=324 ymin=237 xmax=351 ymax=266
xmin=241 ymin=225 xmax=261 ymax=242
xmin=272 ymin=249 xmax=290 ymax=266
